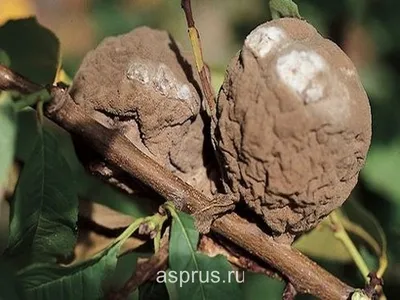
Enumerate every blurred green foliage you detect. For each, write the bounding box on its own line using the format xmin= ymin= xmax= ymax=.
xmin=0 ymin=17 xmax=59 ymax=84
xmin=1 ymin=0 xmax=400 ymax=298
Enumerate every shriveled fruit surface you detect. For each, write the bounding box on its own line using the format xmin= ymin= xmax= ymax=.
xmin=214 ymin=18 xmax=372 ymax=237
xmin=69 ymin=27 xmax=214 ymax=197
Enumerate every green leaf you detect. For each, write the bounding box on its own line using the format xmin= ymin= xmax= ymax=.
xmin=165 ymin=270 xmax=178 ymax=300
xmin=241 ymin=272 xmax=284 ymax=300
xmin=139 ymin=281 xmax=169 ymax=300
xmin=6 ymin=128 xmax=78 ymax=266
xmin=295 ymin=199 xmax=388 ymax=272
xmin=17 ymin=239 xmax=121 ymax=300
xmin=359 ymin=246 xmax=378 ymax=274
xmin=342 ymin=200 xmax=387 ymax=255
xmin=269 ymin=0 xmax=301 ymax=19
xmin=105 ymin=251 xmax=149 ymax=299
xmin=15 ymin=109 xmax=38 ymax=161
xmin=170 ymin=212 xmax=198 ymax=251
xmin=16 ymin=217 xmax=143 ymax=299
xmin=0 ymin=93 xmax=16 ymax=190
xmin=168 ymin=211 xmax=242 ymax=300
xmin=0 ymin=259 xmax=21 ymax=300
xmin=15 ymin=109 xmax=155 ymax=218
xmin=107 ymin=252 xmax=138 ymax=290
xmin=294 ymin=218 xmax=352 ymax=262
xmin=341 ymin=200 xmax=388 ymax=277
xmin=0 ymin=17 xmax=60 ymax=85
xmin=0 ymin=49 xmax=11 ymax=66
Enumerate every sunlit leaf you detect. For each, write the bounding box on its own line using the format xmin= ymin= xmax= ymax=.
xmin=54 ymin=68 xmax=72 ymax=85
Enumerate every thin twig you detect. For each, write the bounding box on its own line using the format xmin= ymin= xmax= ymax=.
xmin=365 ymin=273 xmax=385 ymax=300
xmin=341 ymin=219 xmax=381 ymax=259
xmin=341 ymin=217 xmax=388 ymax=278
xmin=181 ymin=0 xmax=216 ymax=117
xmin=329 ymin=211 xmax=370 ymax=281
xmin=282 ymin=282 xmax=297 ymax=300
xmin=0 ymin=65 xmax=42 ymax=94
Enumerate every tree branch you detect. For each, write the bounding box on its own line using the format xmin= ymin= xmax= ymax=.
xmin=199 ymin=235 xmax=281 ymax=279
xmin=0 ymin=67 xmax=354 ymax=299
xmin=0 ymin=65 xmax=42 ymax=94
xmin=44 ymin=87 xmax=353 ymax=300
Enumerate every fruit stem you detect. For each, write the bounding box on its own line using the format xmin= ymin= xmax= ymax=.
xmin=181 ymin=0 xmax=216 ymax=119
xmin=329 ymin=211 xmax=370 ymax=281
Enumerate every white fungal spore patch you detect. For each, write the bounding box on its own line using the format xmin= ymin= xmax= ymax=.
xmin=340 ymin=67 xmax=356 ymax=77
xmin=154 ymin=64 xmax=176 ymax=96
xmin=177 ymin=84 xmax=191 ymax=100
xmin=127 ymin=62 xmax=151 ymax=84
xmin=245 ymin=26 xmax=286 ymax=58
xmin=126 ymin=60 xmax=193 ymax=101
xmin=276 ymin=50 xmax=326 ymax=104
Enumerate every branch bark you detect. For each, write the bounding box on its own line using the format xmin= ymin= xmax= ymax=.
xmin=199 ymin=235 xmax=281 ymax=280
xmin=0 ymin=66 xmax=354 ymax=299
xmin=44 ymin=87 xmax=354 ymax=300
xmin=0 ymin=65 xmax=42 ymax=94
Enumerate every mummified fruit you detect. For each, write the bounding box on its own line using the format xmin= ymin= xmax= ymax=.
xmin=69 ymin=27 xmax=215 ymax=197
xmin=213 ymin=18 xmax=372 ymax=237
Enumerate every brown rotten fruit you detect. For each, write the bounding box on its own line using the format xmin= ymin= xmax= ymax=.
xmin=69 ymin=27 xmax=215 ymax=197
xmin=213 ymin=18 xmax=372 ymax=239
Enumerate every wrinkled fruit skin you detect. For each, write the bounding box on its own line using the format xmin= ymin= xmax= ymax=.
xmin=70 ymin=27 xmax=215 ymax=197
xmin=214 ymin=18 xmax=372 ymax=236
